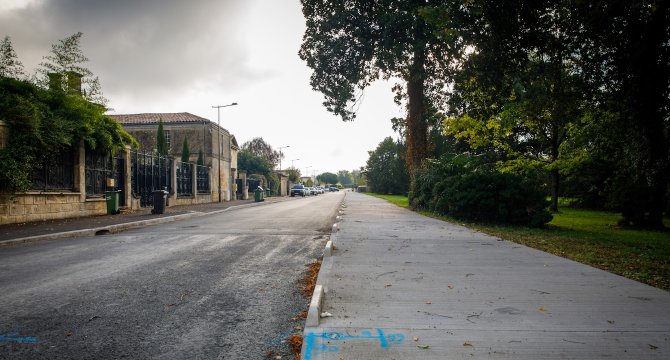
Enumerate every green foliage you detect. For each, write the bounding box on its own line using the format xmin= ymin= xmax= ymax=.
xmin=411 ymin=154 xmax=552 ymax=227
xmin=197 ymin=149 xmax=204 ymax=166
xmin=181 ymin=137 xmax=190 ymax=163
xmin=286 ymin=167 xmax=302 ymax=183
xmin=337 ymin=170 xmax=353 ymax=187
xmin=299 ymin=0 xmax=464 ymax=170
xmin=37 ymin=32 xmax=107 ymax=105
xmin=241 ymin=137 xmax=279 ymax=167
xmin=0 ymin=77 xmax=136 ymax=192
xmin=155 ymin=119 xmax=168 ymax=156
xmin=238 ymin=149 xmax=277 ymax=194
xmin=0 ymin=36 xmax=24 ymax=79
xmin=317 ymin=172 xmax=338 ymax=185
xmin=364 ymin=137 xmax=409 ymax=195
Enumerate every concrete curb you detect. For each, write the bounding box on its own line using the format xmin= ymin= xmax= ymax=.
xmin=0 ymin=199 xmax=277 ymax=248
xmin=305 ymin=284 xmax=324 ymax=327
xmin=302 ymin=193 xmax=346 ymax=332
xmin=323 ymin=240 xmax=333 ymax=257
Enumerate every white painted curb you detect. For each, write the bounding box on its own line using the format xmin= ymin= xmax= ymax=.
xmin=305 ymin=284 xmax=324 ymax=327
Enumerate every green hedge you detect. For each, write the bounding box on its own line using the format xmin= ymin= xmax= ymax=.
xmin=411 ymin=155 xmax=552 ymax=227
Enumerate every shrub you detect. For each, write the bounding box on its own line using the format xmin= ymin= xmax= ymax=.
xmin=411 ymin=154 xmax=552 ymax=227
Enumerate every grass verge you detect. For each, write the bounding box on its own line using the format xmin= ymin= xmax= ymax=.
xmin=366 ymin=193 xmax=670 ymax=291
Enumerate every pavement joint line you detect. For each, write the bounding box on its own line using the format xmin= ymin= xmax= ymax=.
xmin=0 ymin=199 xmax=278 ymax=248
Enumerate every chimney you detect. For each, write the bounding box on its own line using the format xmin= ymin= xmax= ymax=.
xmin=48 ymin=73 xmax=63 ymax=91
xmin=66 ymin=71 xmax=82 ymax=94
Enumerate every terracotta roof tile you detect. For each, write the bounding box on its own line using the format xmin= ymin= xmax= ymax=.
xmin=109 ymin=112 xmax=210 ymax=125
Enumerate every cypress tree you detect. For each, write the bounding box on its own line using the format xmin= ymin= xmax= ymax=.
xmin=181 ymin=137 xmax=190 ymax=163
xmin=156 ymin=118 xmax=168 ymax=156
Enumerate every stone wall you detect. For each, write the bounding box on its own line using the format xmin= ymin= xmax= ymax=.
xmin=0 ymin=192 xmax=106 ymax=224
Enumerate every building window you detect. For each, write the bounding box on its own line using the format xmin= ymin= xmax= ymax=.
xmin=164 ymin=130 xmax=171 ymax=149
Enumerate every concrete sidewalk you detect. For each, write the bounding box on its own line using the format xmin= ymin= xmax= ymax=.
xmin=303 ymin=192 xmax=670 ymax=359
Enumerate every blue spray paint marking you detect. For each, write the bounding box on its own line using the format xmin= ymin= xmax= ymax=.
xmin=0 ymin=329 xmax=38 ymax=343
xmin=303 ymin=328 xmax=404 ymax=360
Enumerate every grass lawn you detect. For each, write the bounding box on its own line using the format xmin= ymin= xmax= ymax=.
xmin=366 ymin=193 xmax=670 ymax=291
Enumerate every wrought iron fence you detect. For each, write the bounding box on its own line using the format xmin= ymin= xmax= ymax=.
xmin=84 ymin=149 xmax=125 ymax=204
xmin=176 ymin=162 xmax=193 ymax=196
xmin=130 ymin=150 xmax=172 ymax=207
xmin=196 ymin=165 xmax=210 ymax=194
xmin=30 ymin=148 xmax=75 ymax=191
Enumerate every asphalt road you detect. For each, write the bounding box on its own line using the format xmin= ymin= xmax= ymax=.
xmin=0 ymin=192 xmax=344 ymax=359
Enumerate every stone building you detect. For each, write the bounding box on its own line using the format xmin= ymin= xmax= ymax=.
xmin=110 ymin=112 xmax=240 ymax=201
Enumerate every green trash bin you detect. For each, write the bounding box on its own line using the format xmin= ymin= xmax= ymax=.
xmin=105 ymin=190 xmax=120 ymax=215
xmin=254 ymin=187 xmax=264 ymax=202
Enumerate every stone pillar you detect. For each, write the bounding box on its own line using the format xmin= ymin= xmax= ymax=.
xmin=123 ymin=147 xmax=132 ymax=209
xmin=230 ymin=169 xmax=237 ymax=200
xmin=239 ymin=170 xmax=248 ymax=200
xmin=76 ymin=141 xmax=86 ymax=202
xmin=191 ymin=163 xmax=197 ymax=200
xmin=169 ymin=157 xmax=177 ymax=206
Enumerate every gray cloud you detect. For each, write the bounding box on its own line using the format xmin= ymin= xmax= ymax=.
xmin=0 ymin=0 xmax=257 ymax=103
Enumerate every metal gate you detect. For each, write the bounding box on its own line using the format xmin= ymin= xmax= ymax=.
xmin=85 ymin=149 xmax=125 ymax=206
xmin=130 ymin=150 xmax=172 ymax=207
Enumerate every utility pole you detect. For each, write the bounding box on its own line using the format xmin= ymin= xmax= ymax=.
xmin=212 ymin=102 xmax=238 ymax=202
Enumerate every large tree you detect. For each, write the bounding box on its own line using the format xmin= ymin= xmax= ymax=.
xmin=300 ymin=0 xmax=462 ymax=171
xmin=574 ymin=0 xmax=669 ymax=228
xmin=241 ymin=137 xmax=280 ymax=167
xmin=364 ymin=136 xmax=409 ymax=194
xmin=0 ymin=36 xmax=24 ymax=79
xmin=317 ymin=172 xmax=338 ymax=185
xmin=444 ymin=0 xmax=586 ymax=211
xmin=37 ymin=32 xmax=107 ymax=105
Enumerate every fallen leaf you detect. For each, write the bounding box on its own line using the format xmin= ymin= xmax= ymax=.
xmin=320 ymin=312 xmax=333 ymax=318
xmin=413 ymin=336 xmax=419 ymax=342
xmin=607 ymin=320 xmax=614 ymax=324
xmin=417 ymin=344 xmax=430 ymax=349
xmin=385 ymin=284 xmax=392 ymax=287
xmin=538 ymin=306 xmax=546 ymax=312
xmin=65 ymin=330 xmax=73 ymax=337
xmin=425 ymin=301 xmax=432 ymax=304
xmin=649 ymin=344 xmax=658 ymax=350
xmin=447 ymin=285 xmax=454 ymax=289
xmin=463 ymin=341 xmax=473 ymax=347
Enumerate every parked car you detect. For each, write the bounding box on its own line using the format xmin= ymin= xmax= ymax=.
xmin=290 ymin=184 xmax=306 ymax=197
xmin=329 ymin=187 xmax=339 ymax=192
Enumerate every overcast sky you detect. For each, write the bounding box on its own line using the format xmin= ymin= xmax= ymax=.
xmin=0 ymin=0 xmax=403 ymax=176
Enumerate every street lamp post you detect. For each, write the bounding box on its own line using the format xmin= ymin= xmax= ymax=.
xmin=212 ymin=102 xmax=238 ymax=202
xmin=305 ymin=166 xmax=311 ymax=184
xmin=278 ymin=145 xmax=290 ymax=171
xmin=291 ymin=158 xmax=300 ymax=168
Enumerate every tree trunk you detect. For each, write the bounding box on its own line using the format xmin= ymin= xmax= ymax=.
xmin=405 ymin=9 xmax=428 ymax=173
xmin=622 ymin=1 xmax=669 ymax=228
xmin=406 ymin=73 xmax=427 ymax=172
